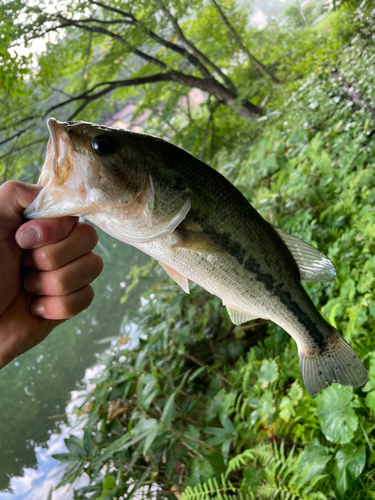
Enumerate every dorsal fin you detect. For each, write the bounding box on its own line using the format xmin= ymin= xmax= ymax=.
xmin=272 ymin=226 xmax=336 ymax=282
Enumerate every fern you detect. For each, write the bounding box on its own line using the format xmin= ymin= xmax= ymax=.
xmin=184 ymin=443 xmax=330 ymax=500
xmin=225 ymin=449 xmax=255 ymax=478
xmin=241 ymin=362 xmax=254 ymax=394
xmin=252 ymin=442 xmax=328 ymax=500
xmin=257 ymin=483 xmax=327 ymax=500
xmin=180 ymin=475 xmax=255 ymax=500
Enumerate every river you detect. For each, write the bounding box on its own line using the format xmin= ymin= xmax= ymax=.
xmin=0 ymin=226 xmax=150 ymax=497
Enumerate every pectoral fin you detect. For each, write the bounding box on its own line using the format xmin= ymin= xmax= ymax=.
xmin=158 ymin=262 xmax=190 ymax=294
xmin=272 ymin=226 xmax=336 ymax=282
xmin=173 ymin=229 xmax=228 ymax=254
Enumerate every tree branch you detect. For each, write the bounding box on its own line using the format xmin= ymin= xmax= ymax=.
xmin=157 ymin=1 xmax=237 ymax=92
xmin=0 ymin=139 xmax=46 ymax=161
xmin=20 ymin=2 xmax=209 ymax=80
xmin=199 ymin=100 xmax=219 ymax=160
xmin=0 ymin=125 xmax=33 ymax=147
xmin=87 ymin=0 xmax=212 ymax=79
xmin=23 ymin=6 xmax=169 ymax=72
xmin=8 ymin=23 xmax=71 ymax=49
xmin=61 ymin=16 xmax=167 ymax=69
xmin=61 ymin=70 xmax=260 ymax=121
xmin=211 ymin=0 xmax=280 ymax=84
xmin=65 ymin=17 xmax=133 ymax=26
xmin=0 ymin=114 xmax=36 ymax=133
xmin=46 ymin=73 xmax=176 ymax=116
xmin=87 ymin=0 xmax=136 ymax=20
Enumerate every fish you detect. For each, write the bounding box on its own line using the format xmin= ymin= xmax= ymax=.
xmin=24 ymin=117 xmax=368 ymax=397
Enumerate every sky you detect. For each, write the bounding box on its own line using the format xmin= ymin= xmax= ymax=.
xmin=0 ymin=366 xmax=104 ymax=500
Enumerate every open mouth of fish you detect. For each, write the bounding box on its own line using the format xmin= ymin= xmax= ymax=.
xmin=24 ymin=118 xmax=96 ymax=219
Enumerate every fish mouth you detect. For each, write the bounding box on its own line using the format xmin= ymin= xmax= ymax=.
xmin=24 ymin=118 xmax=92 ymax=219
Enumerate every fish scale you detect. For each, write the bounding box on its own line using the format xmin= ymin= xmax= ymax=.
xmin=24 ymin=118 xmax=368 ymax=397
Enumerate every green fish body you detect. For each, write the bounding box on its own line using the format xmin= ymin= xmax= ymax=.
xmin=24 ymin=118 xmax=368 ymax=396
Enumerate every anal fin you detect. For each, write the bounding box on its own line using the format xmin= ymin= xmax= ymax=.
xmin=299 ymin=330 xmax=368 ymax=397
xmin=225 ymin=304 xmax=259 ymax=325
xmin=158 ymin=261 xmax=190 ymax=294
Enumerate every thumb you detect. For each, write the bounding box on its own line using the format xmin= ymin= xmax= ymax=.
xmin=0 ymin=181 xmax=42 ymax=212
xmin=0 ymin=181 xmax=42 ymax=233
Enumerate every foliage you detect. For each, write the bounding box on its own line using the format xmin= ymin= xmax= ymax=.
xmin=4 ymin=0 xmax=375 ymax=498
xmin=0 ymin=0 xmax=349 ymax=180
xmin=0 ymin=0 xmax=278 ymax=180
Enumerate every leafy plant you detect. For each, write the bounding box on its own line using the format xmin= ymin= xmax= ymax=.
xmin=12 ymin=0 xmax=375 ymax=498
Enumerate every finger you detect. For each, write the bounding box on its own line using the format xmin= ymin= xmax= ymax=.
xmin=22 ymin=222 xmax=98 ymax=271
xmin=16 ymin=216 xmax=79 ymax=250
xmin=0 ymin=181 xmax=42 ymax=234
xmin=0 ymin=181 xmax=42 ymax=214
xmin=23 ymin=252 xmax=103 ymax=296
xmin=30 ymin=285 xmax=95 ymax=320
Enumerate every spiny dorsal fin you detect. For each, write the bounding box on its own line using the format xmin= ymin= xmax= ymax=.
xmin=272 ymin=226 xmax=336 ymax=282
xmin=158 ymin=261 xmax=190 ymax=294
xmin=225 ymin=304 xmax=259 ymax=325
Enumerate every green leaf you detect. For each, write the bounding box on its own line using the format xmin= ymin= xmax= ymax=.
xmin=83 ymin=429 xmax=92 ymax=457
xmin=258 ymin=359 xmax=279 ymax=389
xmin=205 ymin=425 xmax=232 ymax=446
xmin=51 ymin=452 xmax=80 ymax=462
xmin=334 ymin=444 xmax=366 ymax=497
xmin=258 ymin=390 xmax=275 ymax=424
xmin=102 ymin=476 xmax=116 ymax=491
xmin=279 ymin=381 xmax=303 ymax=422
xmin=298 ymin=444 xmax=332 ymax=483
xmin=221 ymin=415 xmax=235 ymax=435
xmin=64 ymin=437 xmax=86 ymax=458
xmin=316 ymin=385 xmax=358 ymax=444
xmin=221 ymin=438 xmax=232 ymax=465
xmin=189 ymin=367 xmax=206 ymax=381
xmin=165 ymin=445 xmax=176 ymax=477
xmin=143 ymin=424 xmax=159 ymax=454
xmin=161 ymin=392 xmax=175 ymax=429
xmin=365 ymin=391 xmax=375 ymax=410
xmin=46 ymin=487 xmax=53 ymax=500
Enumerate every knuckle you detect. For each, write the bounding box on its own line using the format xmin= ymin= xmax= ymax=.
xmin=1 ymin=180 xmax=19 ymax=199
xmin=39 ymin=248 xmax=56 ymax=271
xmin=1 ymin=180 xmax=17 ymax=192
xmin=80 ymin=253 xmax=103 ymax=283
xmin=65 ymin=286 xmax=94 ymax=317
xmin=53 ymin=272 xmax=70 ymax=295
xmin=82 ymin=285 xmax=95 ymax=308
xmin=90 ymin=252 xmax=104 ymax=274
xmin=77 ymin=223 xmax=99 ymax=249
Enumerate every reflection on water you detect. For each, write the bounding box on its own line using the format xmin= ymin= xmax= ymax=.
xmin=0 ymin=227 xmax=150 ymax=495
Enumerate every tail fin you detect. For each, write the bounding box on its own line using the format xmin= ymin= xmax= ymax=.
xmin=299 ymin=330 xmax=368 ymax=397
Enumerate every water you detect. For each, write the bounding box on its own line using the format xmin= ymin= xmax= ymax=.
xmin=0 ymin=227 xmax=151 ymax=495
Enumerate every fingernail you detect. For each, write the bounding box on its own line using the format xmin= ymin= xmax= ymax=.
xmin=31 ymin=302 xmax=45 ymax=318
xmin=24 ymin=275 xmax=39 ymax=293
xmin=18 ymin=228 xmax=40 ymax=249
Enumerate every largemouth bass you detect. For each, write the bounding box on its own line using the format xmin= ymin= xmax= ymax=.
xmin=24 ymin=118 xmax=368 ymax=397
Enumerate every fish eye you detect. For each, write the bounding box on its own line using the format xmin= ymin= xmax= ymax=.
xmin=91 ymin=135 xmax=117 ymax=156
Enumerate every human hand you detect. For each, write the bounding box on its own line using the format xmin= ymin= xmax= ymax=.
xmin=0 ymin=181 xmax=103 ymax=368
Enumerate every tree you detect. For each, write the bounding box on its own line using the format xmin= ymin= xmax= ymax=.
xmin=0 ymin=0 xmax=280 ymax=181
